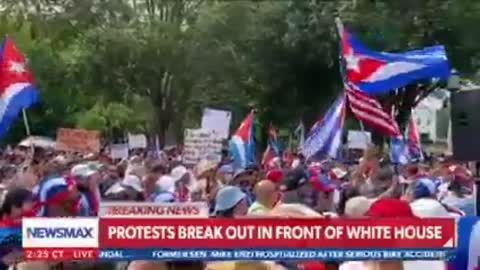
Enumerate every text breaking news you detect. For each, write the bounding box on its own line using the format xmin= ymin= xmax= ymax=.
xmin=22 ymin=217 xmax=456 ymax=261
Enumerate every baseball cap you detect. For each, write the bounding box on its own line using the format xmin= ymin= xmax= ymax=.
xmin=366 ymin=198 xmax=416 ymax=218
xmin=213 ymin=186 xmax=246 ymax=214
xmin=170 ymin=165 xmax=188 ymax=182
xmin=414 ymin=177 xmax=437 ymax=199
xmin=156 ymin=175 xmax=175 ymax=193
xmin=344 ymin=196 xmax=376 ymax=218
xmin=122 ymin=175 xmax=144 ymax=193
xmin=266 ymin=169 xmax=283 ymax=183
xmin=153 ymin=192 xmax=176 ymax=203
xmin=218 ymin=164 xmax=234 ymax=174
xmin=104 ymin=182 xmax=126 ymax=196
xmin=410 ymin=198 xmax=450 ymax=218
xmin=71 ymin=164 xmax=97 ymax=179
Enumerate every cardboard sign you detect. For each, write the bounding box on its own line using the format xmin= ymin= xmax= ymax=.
xmin=347 ymin=130 xmax=372 ymax=150
xmin=56 ymin=128 xmax=101 ymax=153
xmin=183 ymin=129 xmax=222 ymax=165
xmin=110 ymin=144 xmax=129 ymax=159
xmin=201 ymin=108 xmax=232 ymax=139
xmin=128 ymin=133 xmax=147 ymax=149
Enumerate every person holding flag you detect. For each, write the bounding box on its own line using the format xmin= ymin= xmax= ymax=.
xmin=261 ymin=124 xmax=280 ymax=169
xmin=229 ymin=110 xmax=256 ymax=170
xmin=0 ymin=37 xmax=39 ymax=137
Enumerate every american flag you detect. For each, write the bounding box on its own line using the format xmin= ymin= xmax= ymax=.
xmin=345 ymin=82 xmax=401 ymax=137
xmin=261 ymin=124 xmax=280 ymax=167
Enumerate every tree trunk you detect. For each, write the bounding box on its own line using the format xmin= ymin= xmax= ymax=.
xmin=153 ymin=70 xmax=174 ymax=148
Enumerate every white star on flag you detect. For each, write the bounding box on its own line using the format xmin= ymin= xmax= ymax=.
xmin=9 ymin=61 xmax=26 ymax=74
xmin=345 ymin=53 xmax=360 ymax=72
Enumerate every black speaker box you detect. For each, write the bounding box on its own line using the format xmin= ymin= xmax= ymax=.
xmin=451 ymin=90 xmax=480 ymax=161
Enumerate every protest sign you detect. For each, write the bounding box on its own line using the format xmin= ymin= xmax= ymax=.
xmin=110 ymin=144 xmax=129 ymax=160
xmin=183 ymin=128 xmax=222 ymax=165
xmin=347 ymin=130 xmax=371 ymax=150
xmin=201 ymin=108 xmax=231 ymax=139
xmin=128 ymin=133 xmax=147 ymax=149
xmin=56 ymin=128 xmax=101 ymax=153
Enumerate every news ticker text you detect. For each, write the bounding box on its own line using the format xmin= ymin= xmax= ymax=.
xmin=23 ymin=248 xmax=452 ymax=261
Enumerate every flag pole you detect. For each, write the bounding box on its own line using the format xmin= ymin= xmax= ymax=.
xmin=336 ymin=18 xmax=371 ymax=147
xmin=335 ymin=17 xmax=344 ymax=37
xmin=22 ymin=109 xmax=31 ymax=136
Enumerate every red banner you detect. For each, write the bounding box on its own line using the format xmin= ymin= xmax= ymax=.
xmin=99 ymin=218 xmax=455 ymax=249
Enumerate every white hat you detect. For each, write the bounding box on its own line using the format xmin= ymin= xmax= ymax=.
xmin=105 ymin=182 xmax=126 ymax=195
xmin=52 ymin=155 xmax=67 ymax=165
xmin=170 ymin=166 xmax=188 ymax=182
xmin=122 ymin=175 xmax=144 ymax=193
xmin=345 ymin=196 xmax=376 ymax=218
xmin=331 ymin=167 xmax=347 ymax=179
xmin=410 ymin=198 xmax=450 ymax=218
xmin=291 ymin=159 xmax=301 ymax=169
xmin=71 ymin=164 xmax=97 ymax=179
xmin=156 ymin=175 xmax=175 ymax=193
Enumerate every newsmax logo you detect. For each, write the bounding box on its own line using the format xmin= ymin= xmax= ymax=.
xmin=26 ymin=227 xmax=94 ymax=239
xmin=22 ymin=218 xmax=99 ymax=248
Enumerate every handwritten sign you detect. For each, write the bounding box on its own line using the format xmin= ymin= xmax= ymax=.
xmin=128 ymin=133 xmax=147 ymax=149
xmin=347 ymin=130 xmax=372 ymax=150
xmin=110 ymin=144 xmax=129 ymax=159
xmin=183 ymin=129 xmax=222 ymax=165
xmin=201 ymin=108 xmax=232 ymax=139
xmin=56 ymin=128 xmax=100 ymax=153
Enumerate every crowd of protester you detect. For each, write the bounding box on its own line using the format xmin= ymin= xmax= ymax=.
xmin=0 ymin=143 xmax=475 ymax=270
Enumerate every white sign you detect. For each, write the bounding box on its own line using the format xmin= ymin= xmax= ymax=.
xmin=183 ymin=128 xmax=222 ymax=164
xmin=110 ymin=144 xmax=129 ymax=159
xmin=128 ymin=133 xmax=147 ymax=149
xmin=201 ymin=108 xmax=231 ymax=139
xmin=99 ymin=202 xmax=209 ymax=218
xmin=347 ymin=130 xmax=372 ymax=149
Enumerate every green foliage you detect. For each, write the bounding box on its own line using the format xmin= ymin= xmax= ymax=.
xmin=1 ymin=0 xmax=480 ymax=145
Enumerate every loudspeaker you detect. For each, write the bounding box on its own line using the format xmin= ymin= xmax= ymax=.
xmin=451 ymin=90 xmax=480 ymax=161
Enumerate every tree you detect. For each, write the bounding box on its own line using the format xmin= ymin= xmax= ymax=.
xmin=1 ymin=0 xmax=480 ymax=147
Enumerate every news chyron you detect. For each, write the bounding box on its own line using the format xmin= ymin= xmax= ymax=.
xmin=22 ymin=218 xmax=99 ymax=248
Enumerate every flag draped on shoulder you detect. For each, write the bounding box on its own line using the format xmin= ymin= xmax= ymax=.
xmin=301 ymin=95 xmax=346 ymax=160
xmin=229 ymin=111 xmax=256 ymax=169
xmin=261 ymin=124 xmax=280 ymax=167
xmin=0 ymin=37 xmax=39 ymax=137
xmin=340 ymin=25 xmax=450 ymax=95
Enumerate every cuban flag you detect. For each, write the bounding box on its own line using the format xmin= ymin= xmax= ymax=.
xmin=33 ymin=176 xmax=78 ymax=217
xmin=340 ymin=27 xmax=450 ymax=95
xmin=0 ymin=37 xmax=39 ymax=137
xmin=407 ymin=114 xmax=423 ymax=161
xmin=229 ymin=111 xmax=256 ymax=169
xmin=390 ymin=115 xmax=423 ymax=165
xmin=261 ymin=124 xmax=280 ymax=168
xmin=390 ymin=136 xmax=409 ymax=165
xmin=302 ymin=95 xmax=346 ymax=160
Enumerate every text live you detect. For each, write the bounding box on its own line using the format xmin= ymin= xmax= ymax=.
xmin=23 ymin=248 xmax=99 ymax=261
